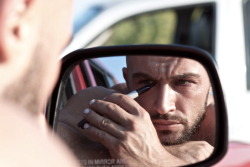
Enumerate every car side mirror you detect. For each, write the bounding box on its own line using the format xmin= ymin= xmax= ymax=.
xmin=46 ymin=44 xmax=228 ymax=167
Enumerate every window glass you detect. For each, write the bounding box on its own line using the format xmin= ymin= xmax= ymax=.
xmin=87 ymin=3 xmax=215 ymax=55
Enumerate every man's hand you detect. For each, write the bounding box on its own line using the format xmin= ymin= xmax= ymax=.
xmin=56 ymin=84 xmax=130 ymax=160
xmin=81 ymin=93 xmax=185 ymax=167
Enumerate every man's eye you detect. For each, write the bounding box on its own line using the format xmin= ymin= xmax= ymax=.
xmin=175 ymin=79 xmax=195 ymax=86
xmin=138 ymin=80 xmax=155 ymax=85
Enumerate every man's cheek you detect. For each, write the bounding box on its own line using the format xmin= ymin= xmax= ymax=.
xmin=136 ymin=97 xmax=152 ymax=111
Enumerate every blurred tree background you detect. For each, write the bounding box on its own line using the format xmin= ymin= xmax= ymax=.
xmin=104 ymin=10 xmax=177 ymax=45
xmin=87 ymin=4 xmax=214 ymax=55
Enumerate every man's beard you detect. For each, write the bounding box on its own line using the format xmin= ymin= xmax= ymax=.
xmin=154 ymin=112 xmax=206 ymax=146
xmin=151 ymin=91 xmax=209 ymax=146
xmin=2 ymin=47 xmax=45 ymax=115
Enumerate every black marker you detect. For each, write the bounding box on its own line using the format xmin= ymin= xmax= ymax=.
xmin=77 ymin=82 xmax=156 ymax=129
xmin=126 ymin=82 xmax=156 ymax=99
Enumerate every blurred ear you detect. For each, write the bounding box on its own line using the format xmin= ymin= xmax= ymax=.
xmin=122 ymin=67 xmax=128 ymax=83
xmin=0 ymin=0 xmax=34 ymax=63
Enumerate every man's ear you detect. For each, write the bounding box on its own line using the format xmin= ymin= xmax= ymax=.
xmin=0 ymin=0 xmax=34 ymax=63
xmin=122 ymin=67 xmax=128 ymax=83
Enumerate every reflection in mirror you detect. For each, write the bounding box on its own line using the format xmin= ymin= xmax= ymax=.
xmin=54 ymin=55 xmax=216 ymax=167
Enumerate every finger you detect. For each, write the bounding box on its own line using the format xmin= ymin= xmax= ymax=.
xmin=81 ymin=123 xmax=119 ymax=151
xmin=89 ymin=99 xmax=132 ymax=126
xmin=82 ymin=108 xmax=124 ymax=138
xmin=104 ymin=93 xmax=146 ymax=116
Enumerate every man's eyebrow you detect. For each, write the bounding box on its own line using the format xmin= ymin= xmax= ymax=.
xmin=132 ymin=72 xmax=154 ymax=80
xmin=171 ymin=73 xmax=201 ymax=80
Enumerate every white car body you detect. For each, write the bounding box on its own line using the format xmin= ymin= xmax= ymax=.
xmin=65 ymin=0 xmax=250 ymax=144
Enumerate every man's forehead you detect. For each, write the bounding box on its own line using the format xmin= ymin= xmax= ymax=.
xmin=126 ymin=56 xmax=209 ymax=81
xmin=127 ymin=56 xmax=203 ymax=71
xmin=127 ymin=55 xmax=177 ymax=64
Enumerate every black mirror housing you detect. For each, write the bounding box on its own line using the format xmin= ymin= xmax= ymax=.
xmin=46 ymin=44 xmax=228 ymax=167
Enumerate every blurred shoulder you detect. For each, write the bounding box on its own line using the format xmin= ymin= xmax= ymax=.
xmin=0 ymin=100 xmax=80 ymax=167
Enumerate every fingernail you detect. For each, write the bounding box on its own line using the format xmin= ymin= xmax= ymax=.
xmin=89 ymin=99 xmax=96 ymax=105
xmin=83 ymin=108 xmax=90 ymax=115
xmin=84 ymin=123 xmax=90 ymax=129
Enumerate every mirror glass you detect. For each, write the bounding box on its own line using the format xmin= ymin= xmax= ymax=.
xmin=54 ymin=55 xmax=216 ymax=167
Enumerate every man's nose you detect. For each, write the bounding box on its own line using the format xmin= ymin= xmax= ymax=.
xmin=153 ymin=84 xmax=176 ymax=115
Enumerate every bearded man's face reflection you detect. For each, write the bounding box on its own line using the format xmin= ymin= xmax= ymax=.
xmin=123 ymin=56 xmax=211 ymax=145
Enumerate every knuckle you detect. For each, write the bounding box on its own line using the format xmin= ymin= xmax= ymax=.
xmin=104 ymin=102 xmax=120 ymax=113
xmin=127 ymin=121 xmax=136 ymax=130
xmin=140 ymin=110 xmax=151 ymax=119
xmin=199 ymin=141 xmax=208 ymax=147
xmin=110 ymin=93 xmax=127 ymax=103
xmin=96 ymin=130 xmax=106 ymax=139
xmin=99 ymin=118 xmax=110 ymax=129
xmin=126 ymin=118 xmax=135 ymax=125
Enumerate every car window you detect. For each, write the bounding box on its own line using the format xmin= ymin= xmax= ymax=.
xmin=57 ymin=59 xmax=117 ymax=111
xmin=89 ymin=59 xmax=117 ymax=87
xmin=87 ymin=3 xmax=215 ymax=56
xmin=243 ymin=0 xmax=250 ymax=90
